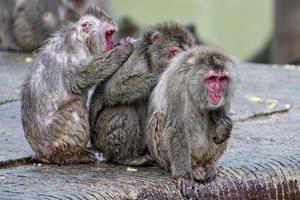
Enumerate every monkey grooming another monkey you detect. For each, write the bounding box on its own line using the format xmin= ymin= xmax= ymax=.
xmin=146 ymin=46 xmax=235 ymax=197
xmin=21 ymin=7 xmax=134 ymax=164
xmin=89 ymin=22 xmax=196 ymax=166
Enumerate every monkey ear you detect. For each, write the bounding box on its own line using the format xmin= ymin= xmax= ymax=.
xmin=151 ymin=31 xmax=161 ymax=42
xmin=167 ymin=47 xmax=181 ymax=60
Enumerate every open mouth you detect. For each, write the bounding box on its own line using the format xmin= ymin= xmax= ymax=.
xmin=105 ymin=30 xmax=115 ymax=51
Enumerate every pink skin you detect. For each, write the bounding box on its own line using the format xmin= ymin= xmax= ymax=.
xmin=103 ymin=22 xmax=116 ymax=51
xmin=81 ymin=21 xmax=116 ymax=52
xmin=204 ymin=71 xmax=230 ymax=105
xmin=167 ymin=47 xmax=180 ymax=60
xmin=81 ymin=21 xmax=90 ymax=33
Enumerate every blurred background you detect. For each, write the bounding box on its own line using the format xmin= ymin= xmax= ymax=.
xmin=114 ymin=0 xmax=273 ymax=62
xmin=2 ymin=0 xmax=300 ymax=65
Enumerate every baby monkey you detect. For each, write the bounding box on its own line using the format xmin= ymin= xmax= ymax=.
xmin=21 ymin=8 xmax=134 ymax=164
xmin=89 ymin=23 xmax=196 ymax=166
xmin=146 ymin=47 xmax=235 ymax=197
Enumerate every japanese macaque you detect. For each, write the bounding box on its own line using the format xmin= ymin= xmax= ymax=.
xmin=89 ymin=23 xmax=196 ymax=166
xmin=21 ymin=8 xmax=134 ymax=164
xmin=146 ymin=47 xmax=235 ymax=197
xmin=0 ymin=0 xmax=113 ymax=51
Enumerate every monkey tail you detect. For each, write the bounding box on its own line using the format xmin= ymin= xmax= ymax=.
xmin=0 ymin=156 xmax=37 ymax=169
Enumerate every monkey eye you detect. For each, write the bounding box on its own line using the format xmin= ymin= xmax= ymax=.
xmin=219 ymin=76 xmax=229 ymax=82
xmin=207 ymin=76 xmax=217 ymax=81
xmin=82 ymin=22 xmax=89 ymax=28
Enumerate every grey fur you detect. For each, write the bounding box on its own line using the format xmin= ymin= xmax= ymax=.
xmin=0 ymin=0 xmax=86 ymax=51
xmin=21 ymin=8 xmax=133 ymax=164
xmin=89 ymin=22 xmax=196 ymax=166
xmin=146 ymin=46 xmax=235 ymax=197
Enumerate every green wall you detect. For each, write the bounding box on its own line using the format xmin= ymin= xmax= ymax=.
xmin=113 ymin=0 xmax=273 ymax=60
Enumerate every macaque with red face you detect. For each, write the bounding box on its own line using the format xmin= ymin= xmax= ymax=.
xmin=88 ymin=22 xmax=196 ymax=166
xmin=146 ymin=47 xmax=235 ymax=198
xmin=21 ymin=7 xmax=134 ymax=164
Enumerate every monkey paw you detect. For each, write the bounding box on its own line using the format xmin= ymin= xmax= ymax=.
xmin=78 ymin=151 xmax=97 ymax=164
xmin=203 ymin=163 xmax=218 ymax=181
xmin=177 ymin=177 xmax=194 ymax=199
xmin=193 ymin=164 xmax=218 ymax=182
xmin=192 ymin=167 xmax=205 ymax=182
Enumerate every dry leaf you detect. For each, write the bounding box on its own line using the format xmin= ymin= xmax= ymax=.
xmin=25 ymin=57 xmax=33 ymax=63
xmin=126 ymin=167 xmax=138 ymax=172
xmin=248 ymin=96 xmax=264 ymax=103
xmin=265 ymin=99 xmax=278 ymax=109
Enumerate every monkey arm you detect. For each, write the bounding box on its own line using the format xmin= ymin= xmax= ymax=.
xmin=71 ymin=42 xmax=134 ymax=93
xmin=88 ymin=84 xmax=105 ymax=129
xmin=209 ymin=107 xmax=233 ymax=144
xmin=166 ymin=118 xmax=192 ymax=179
xmin=102 ymin=51 xmax=159 ymax=106
xmin=103 ymin=70 xmax=158 ymax=106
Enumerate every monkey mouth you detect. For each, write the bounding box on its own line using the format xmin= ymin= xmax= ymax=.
xmin=105 ymin=30 xmax=115 ymax=51
xmin=208 ymin=91 xmax=222 ymax=105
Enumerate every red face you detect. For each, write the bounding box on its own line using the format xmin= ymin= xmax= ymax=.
xmin=204 ymin=71 xmax=230 ymax=105
xmin=167 ymin=47 xmax=180 ymax=60
xmin=81 ymin=20 xmax=116 ymax=52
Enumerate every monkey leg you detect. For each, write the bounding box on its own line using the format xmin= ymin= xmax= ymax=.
xmin=92 ymin=106 xmax=152 ymax=166
xmin=40 ymin=99 xmax=95 ymax=164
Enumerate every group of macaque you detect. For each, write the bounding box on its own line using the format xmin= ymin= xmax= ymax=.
xmin=18 ymin=5 xmax=236 ymax=198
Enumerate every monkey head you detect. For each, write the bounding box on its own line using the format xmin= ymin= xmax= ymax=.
xmin=143 ymin=22 xmax=196 ymax=72
xmin=184 ymin=47 xmax=235 ymax=110
xmin=73 ymin=7 xmax=117 ymax=55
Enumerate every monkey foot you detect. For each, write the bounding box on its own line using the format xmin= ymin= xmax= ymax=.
xmin=123 ymin=154 xmax=156 ymax=167
xmin=193 ymin=163 xmax=218 ymax=182
xmin=177 ymin=177 xmax=194 ymax=198
xmin=78 ymin=151 xmax=97 ymax=164
xmin=192 ymin=166 xmax=205 ymax=182
xmin=203 ymin=163 xmax=218 ymax=181
xmin=30 ymin=155 xmax=50 ymax=164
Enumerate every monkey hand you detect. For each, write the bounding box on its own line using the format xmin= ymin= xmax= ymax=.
xmin=213 ymin=115 xmax=232 ymax=144
xmin=108 ymin=41 xmax=135 ymax=65
xmin=177 ymin=177 xmax=195 ymax=199
xmin=115 ymin=37 xmax=137 ymax=47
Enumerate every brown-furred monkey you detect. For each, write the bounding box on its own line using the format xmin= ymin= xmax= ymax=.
xmin=21 ymin=7 xmax=134 ymax=164
xmin=146 ymin=46 xmax=235 ymax=197
xmin=89 ymin=22 xmax=196 ymax=166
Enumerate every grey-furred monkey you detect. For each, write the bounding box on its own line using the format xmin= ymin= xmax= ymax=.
xmin=21 ymin=7 xmax=134 ymax=164
xmin=89 ymin=23 xmax=196 ymax=166
xmin=146 ymin=47 xmax=235 ymax=197
xmin=0 ymin=0 xmax=113 ymax=51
